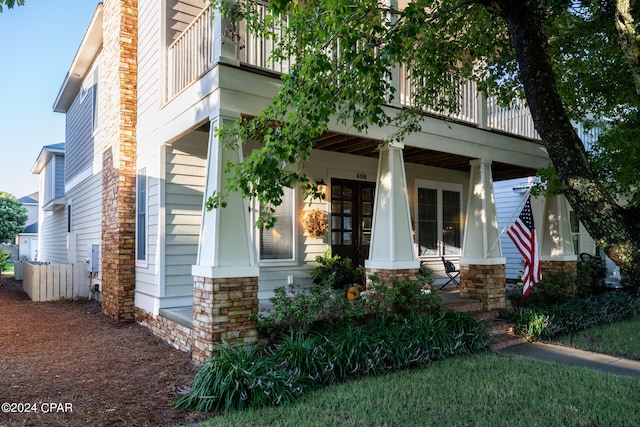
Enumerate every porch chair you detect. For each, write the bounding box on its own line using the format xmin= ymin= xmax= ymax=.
xmin=441 ymin=257 xmax=460 ymax=289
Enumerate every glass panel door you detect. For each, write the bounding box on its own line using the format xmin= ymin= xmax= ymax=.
xmin=331 ymin=179 xmax=376 ymax=266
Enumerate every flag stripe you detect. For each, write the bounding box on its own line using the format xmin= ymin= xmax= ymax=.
xmin=507 ymin=196 xmax=542 ymax=296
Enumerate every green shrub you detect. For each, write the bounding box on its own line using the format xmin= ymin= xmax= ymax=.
xmin=577 ymin=257 xmax=608 ymax=292
xmin=365 ymin=273 xmax=441 ymax=318
xmin=510 ymin=271 xmax=592 ymax=307
xmin=255 ymin=283 xmax=368 ymax=336
xmin=0 ymin=248 xmax=9 ymax=273
xmin=310 ymin=250 xmax=365 ymax=290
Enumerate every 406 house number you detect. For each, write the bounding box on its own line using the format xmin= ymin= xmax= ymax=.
xmin=356 ymin=172 xmax=368 ymax=180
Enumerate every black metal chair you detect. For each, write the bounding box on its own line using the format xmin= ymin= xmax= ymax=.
xmin=441 ymin=257 xmax=460 ymax=289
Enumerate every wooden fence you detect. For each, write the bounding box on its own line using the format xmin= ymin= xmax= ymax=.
xmin=23 ymin=262 xmax=89 ymax=302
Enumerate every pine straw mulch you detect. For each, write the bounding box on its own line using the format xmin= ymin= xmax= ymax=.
xmin=0 ymin=275 xmax=210 ymax=427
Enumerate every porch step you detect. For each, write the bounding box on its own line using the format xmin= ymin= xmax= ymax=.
xmin=443 ymin=300 xmax=484 ymax=313
xmin=441 ymin=290 xmax=524 ymax=351
xmin=490 ymin=333 xmax=527 ymax=351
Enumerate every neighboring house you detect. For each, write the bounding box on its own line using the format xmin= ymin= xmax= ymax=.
xmin=48 ymin=1 xmax=577 ymax=362
xmin=31 ymin=143 xmax=67 ymax=264
xmin=16 ymin=193 xmax=39 ymax=262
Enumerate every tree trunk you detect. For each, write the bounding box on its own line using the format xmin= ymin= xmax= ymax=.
xmin=488 ymin=0 xmax=640 ymax=288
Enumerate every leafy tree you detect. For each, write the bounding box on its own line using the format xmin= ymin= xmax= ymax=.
xmin=0 ymin=192 xmax=27 ymax=244
xmin=208 ymin=0 xmax=640 ymax=287
xmin=0 ymin=0 xmax=23 ymax=12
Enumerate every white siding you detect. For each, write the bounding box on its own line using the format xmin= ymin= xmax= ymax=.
xmin=66 ymin=172 xmax=102 ymax=290
xmin=38 ymin=207 xmax=68 ymax=264
xmin=138 ymin=0 xmax=162 ymax=123
xmin=163 ymin=137 xmax=206 ymax=306
xmin=494 ymin=178 xmax=544 ymax=281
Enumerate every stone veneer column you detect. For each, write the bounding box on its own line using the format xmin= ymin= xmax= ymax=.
xmin=101 ymin=0 xmax=138 ymax=322
xmin=192 ymin=276 xmax=259 ymax=364
xmin=191 ymin=113 xmax=259 ymax=363
xmin=459 ymin=264 xmax=506 ymax=310
xmin=459 ymin=159 xmax=506 ymax=310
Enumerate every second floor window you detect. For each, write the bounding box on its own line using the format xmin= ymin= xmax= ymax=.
xmin=92 ymin=66 xmax=100 ymax=133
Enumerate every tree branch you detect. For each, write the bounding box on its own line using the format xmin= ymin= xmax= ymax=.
xmin=614 ymin=0 xmax=640 ymax=96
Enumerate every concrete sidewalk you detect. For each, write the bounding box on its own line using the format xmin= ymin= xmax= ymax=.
xmin=500 ymin=342 xmax=640 ymax=378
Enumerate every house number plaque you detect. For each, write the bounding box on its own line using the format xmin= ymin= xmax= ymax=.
xmin=356 ymin=172 xmax=368 ymax=180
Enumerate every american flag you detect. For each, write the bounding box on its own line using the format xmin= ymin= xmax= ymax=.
xmin=507 ymin=196 xmax=542 ymax=296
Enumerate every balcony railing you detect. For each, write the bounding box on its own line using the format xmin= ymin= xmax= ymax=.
xmin=167 ymin=2 xmax=544 ymax=141
xmin=167 ymin=5 xmax=216 ymax=98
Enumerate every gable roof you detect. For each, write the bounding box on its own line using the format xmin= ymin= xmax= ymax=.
xmin=18 ymin=195 xmax=38 ymax=204
xmin=53 ymin=3 xmax=103 ymax=113
xmin=22 ymin=222 xmax=38 ymax=234
xmin=31 ymin=143 xmax=65 ymax=175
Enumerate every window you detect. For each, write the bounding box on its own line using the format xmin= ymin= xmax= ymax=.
xmin=92 ymin=66 xmax=99 ymax=133
xmin=570 ymin=210 xmax=580 ymax=255
xmin=136 ymin=169 xmax=147 ymax=263
xmin=67 ymin=204 xmax=72 ymax=233
xmin=415 ymin=180 xmax=462 ymax=257
xmin=258 ymin=186 xmax=296 ymax=262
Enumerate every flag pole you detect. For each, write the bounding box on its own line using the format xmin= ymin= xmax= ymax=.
xmin=486 ymin=186 xmax=532 ymax=257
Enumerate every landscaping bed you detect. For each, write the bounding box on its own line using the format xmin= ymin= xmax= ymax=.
xmin=0 ymin=276 xmax=207 ymax=427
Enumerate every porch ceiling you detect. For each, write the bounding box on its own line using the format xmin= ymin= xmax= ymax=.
xmin=313 ymin=131 xmax=538 ymax=181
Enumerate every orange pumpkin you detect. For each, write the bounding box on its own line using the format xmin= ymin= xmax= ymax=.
xmin=346 ymin=285 xmax=360 ymax=301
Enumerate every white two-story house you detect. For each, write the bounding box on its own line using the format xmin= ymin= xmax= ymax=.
xmin=49 ymin=0 xmax=578 ymax=362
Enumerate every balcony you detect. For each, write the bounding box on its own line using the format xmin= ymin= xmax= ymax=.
xmin=166 ymin=2 xmax=548 ymax=142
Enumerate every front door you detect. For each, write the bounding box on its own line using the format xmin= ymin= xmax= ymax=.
xmin=330 ymin=179 xmax=375 ymax=267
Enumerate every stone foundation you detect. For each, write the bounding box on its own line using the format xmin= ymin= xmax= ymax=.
xmin=135 ymin=308 xmax=192 ymax=354
xmin=191 ymin=275 xmax=259 ymax=364
xmin=459 ymin=264 xmax=506 ymax=310
xmin=365 ymin=268 xmax=420 ymax=286
xmin=540 ymin=260 xmax=577 ymax=276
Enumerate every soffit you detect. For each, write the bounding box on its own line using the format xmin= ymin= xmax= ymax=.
xmin=313 ymin=131 xmax=538 ymax=181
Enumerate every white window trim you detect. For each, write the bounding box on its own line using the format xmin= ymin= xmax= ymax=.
xmin=414 ymin=179 xmax=464 ymax=259
xmin=252 ymin=188 xmax=298 ymax=266
xmin=136 ymin=168 xmax=149 ymax=268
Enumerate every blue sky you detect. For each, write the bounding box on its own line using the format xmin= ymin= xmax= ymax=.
xmin=0 ymin=1 xmax=100 ymax=199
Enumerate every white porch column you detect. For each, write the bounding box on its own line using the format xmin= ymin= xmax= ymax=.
xmin=365 ymin=143 xmax=419 ymax=270
xmin=540 ymin=195 xmax=576 ymax=261
xmin=459 ymin=159 xmax=506 ymax=310
xmin=192 ymin=112 xmax=258 ymax=279
xmin=539 ymin=194 xmax=577 ymax=276
xmin=460 ymin=159 xmax=504 ymax=264
xmin=191 ymin=112 xmax=259 ymax=363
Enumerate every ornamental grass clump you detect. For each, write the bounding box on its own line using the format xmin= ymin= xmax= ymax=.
xmin=175 ymin=310 xmax=491 ymax=412
xmin=174 ymin=343 xmax=309 ymax=412
xmin=503 ymin=291 xmax=640 ymax=340
xmin=175 ymin=270 xmax=492 ymax=413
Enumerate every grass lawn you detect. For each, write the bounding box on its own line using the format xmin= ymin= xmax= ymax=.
xmin=553 ymin=315 xmax=640 ymax=360
xmin=198 ymin=352 xmax=640 ymax=426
